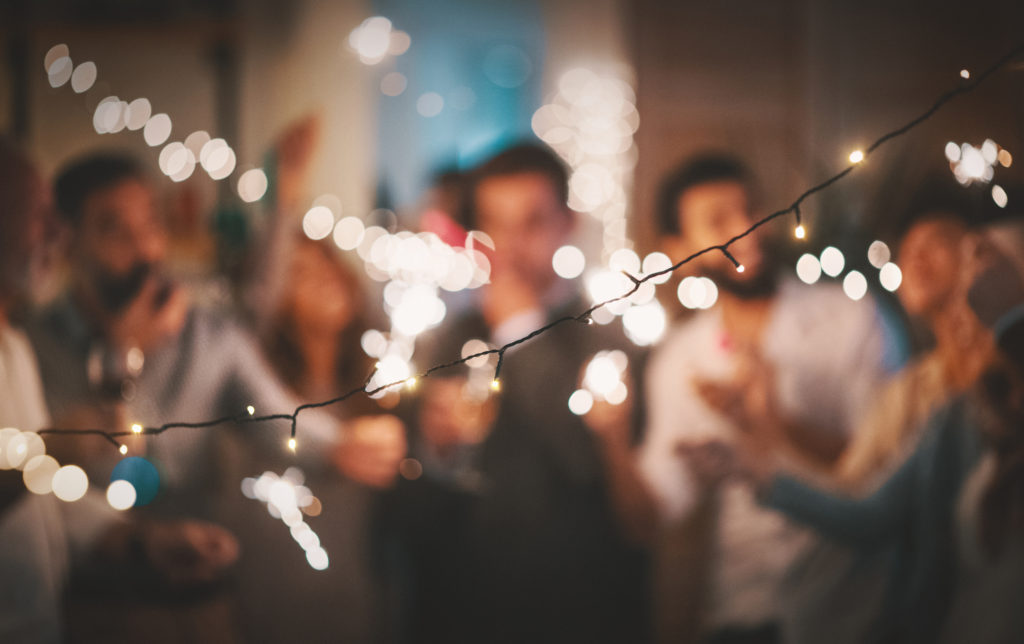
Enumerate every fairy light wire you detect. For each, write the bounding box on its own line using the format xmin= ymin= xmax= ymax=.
xmin=36 ymin=41 xmax=1024 ymax=452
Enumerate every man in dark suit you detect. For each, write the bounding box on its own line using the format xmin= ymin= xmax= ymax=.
xmin=389 ymin=143 xmax=650 ymax=644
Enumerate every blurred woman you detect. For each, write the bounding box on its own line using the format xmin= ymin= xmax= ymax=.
xmin=685 ymin=218 xmax=1024 ymax=644
xmin=228 ymin=235 xmax=405 ymax=644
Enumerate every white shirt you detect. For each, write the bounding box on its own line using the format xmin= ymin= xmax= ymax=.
xmin=0 ymin=324 xmax=119 ymax=643
xmin=640 ymin=278 xmax=895 ymax=627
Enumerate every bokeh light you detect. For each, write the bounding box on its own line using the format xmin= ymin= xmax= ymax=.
xmin=237 ymin=168 xmax=269 ymax=203
xmin=52 ymin=465 xmax=88 ymax=502
xmin=843 ymin=270 xmax=868 ymax=301
xmin=302 ymin=205 xmax=335 ymax=240
xmin=820 ymin=246 xmax=845 ymax=277
xmin=879 ymin=262 xmax=902 ymax=292
xmin=796 ymin=253 xmax=822 ymax=285
xmin=143 ymin=113 xmax=172 ymax=146
xmin=23 ymin=455 xmax=60 ymax=495
xmin=552 ymin=245 xmax=586 ymax=279
xmin=867 ymin=240 xmax=891 ymax=268
xmin=568 ymin=389 xmax=594 ymax=416
xmin=106 ymin=479 xmax=137 ymax=510
xmin=70 ymin=61 xmax=97 ymax=93
xmin=416 ymin=92 xmax=444 ymax=118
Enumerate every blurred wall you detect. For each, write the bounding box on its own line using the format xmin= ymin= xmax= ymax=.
xmin=628 ymin=0 xmax=1024 ymax=252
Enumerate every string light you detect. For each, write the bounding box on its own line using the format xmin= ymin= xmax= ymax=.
xmin=33 ymin=41 xmax=1024 ymax=465
xmin=131 ymin=423 xmax=143 ymax=434
xmin=287 ymin=438 xmax=297 ymax=452
xmin=961 ymin=69 xmax=971 ymax=79
xmin=119 ymin=445 xmax=128 ymax=455
xmin=849 ymin=149 xmax=865 ymax=164
xmin=247 ymin=405 xmax=255 ymax=416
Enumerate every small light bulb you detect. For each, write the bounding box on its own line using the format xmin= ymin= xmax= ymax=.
xmin=119 ymin=445 xmax=128 ymax=455
xmin=246 ymin=405 xmax=255 ymax=416
xmin=794 ymin=224 xmax=806 ymax=239
xmin=131 ymin=423 xmax=143 ymax=434
xmin=960 ymin=69 xmax=970 ymax=79
xmin=736 ymin=264 xmax=745 ymax=273
xmin=288 ymin=437 xmax=297 ymax=451
xmin=849 ymin=150 xmax=864 ymax=164
xmin=406 ymin=377 xmax=417 ymax=390
xmin=490 ymin=379 xmax=501 ymax=392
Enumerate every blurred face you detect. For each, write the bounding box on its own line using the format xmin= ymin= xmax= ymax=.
xmin=897 ymin=216 xmax=967 ymax=318
xmin=475 ymin=172 xmax=573 ymax=294
xmin=72 ymin=178 xmax=167 ymax=311
xmin=286 ymin=243 xmax=356 ymax=335
xmin=666 ymin=180 xmax=769 ymax=296
xmin=0 ymin=165 xmax=55 ymax=306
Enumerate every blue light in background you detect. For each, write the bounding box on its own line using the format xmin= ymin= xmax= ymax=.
xmin=370 ymin=0 xmax=545 ymax=214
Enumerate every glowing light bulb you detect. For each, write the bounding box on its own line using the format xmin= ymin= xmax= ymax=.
xmin=288 ymin=438 xmax=297 ymax=452
xmin=736 ymin=264 xmax=745 ymax=273
xmin=849 ymin=150 xmax=865 ymax=164
xmin=119 ymin=445 xmax=128 ymax=455
xmin=960 ymin=69 xmax=970 ymax=79
xmin=490 ymin=379 xmax=501 ymax=392
xmin=130 ymin=423 xmax=143 ymax=434
xmin=406 ymin=377 xmax=418 ymax=390
xmin=246 ymin=405 xmax=255 ymax=416
xmin=794 ymin=224 xmax=806 ymax=239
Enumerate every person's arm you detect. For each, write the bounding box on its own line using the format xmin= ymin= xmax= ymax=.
xmin=761 ymin=419 xmax=939 ymax=549
xmin=590 ymin=416 xmax=660 ymax=545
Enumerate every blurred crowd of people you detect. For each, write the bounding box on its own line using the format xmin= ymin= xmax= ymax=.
xmin=1 ymin=124 xmax=1023 ymax=644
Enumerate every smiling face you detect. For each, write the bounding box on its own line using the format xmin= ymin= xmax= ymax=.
xmin=664 ymin=179 xmax=771 ymax=297
xmin=474 ymin=171 xmax=573 ymax=295
xmin=896 ymin=215 xmax=968 ymax=319
xmin=71 ymin=178 xmax=167 ymax=311
xmin=285 ymin=240 xmax=358 ymax=336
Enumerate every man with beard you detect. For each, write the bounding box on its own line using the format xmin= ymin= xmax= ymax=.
xmin=28 ymin=152 xmax=405 ymax=517
xmin=589 ymin=154 xmax=900 ymax=643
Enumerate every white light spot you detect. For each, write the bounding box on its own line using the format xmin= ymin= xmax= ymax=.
xmin=960 ymin=69 xmax=970 ymax=79
xmin=992 ymin=184 xmax=1008 ymax=209
xmin=106 ymin=480 xmax=137 ymax=510
xmin=849 ymin=150 xmax=864 ymax=164
xmin=143 ymin=113 xmax=172 ymax=147
xmin=879 ymin=262 xmax=902 ymax=292
xmin=553 ymin=245 xmax=586 ymax=279
xmin=622 ymin=301 xmax=667 ymax=346
xmin=642 ymin=252 xmax=673 ymax=284
xmin=416 ymin=92 xmax=444 ymax=118
xmin=388 ymin=30 xmax=411 ymax=56
xmin=609 ymin=248 xmax=641 ymax=275
xmin=52 ymin=465 xmax=88 ymax=502
xmin=70 ymin=61 xmax=97 ymax=93
xmin=461 ymin=339 xmax=492 ymax=368
xmin=568 ymin=389 xmax=594 ymax=416
xmin=23 ymin=455 xmax=60 ymax=495
xmin=302 ymin=206 xmax=335 ymax=240
xmin=867 ymin=240 xmax=891 ymax=268
xmin=125 ymin=98 xmax=152 ymax=131
xmin=945 ymin=141 xmax=961 ymax=162
xmin=306 ymin=546 xmax=329 ymax=570
xmin=237 ymin=169 xmax=269 ymax=203
xmin=795 ymin=253 xmax=822 ymax=285
xmin=843 ymin=270 xmax=868 ymax=301
xmin=47 ymin=56 xmax=73 ymax=88
xmin=820 ymin=246 xmax=845 ymax=277
xmin=333 ymin=216 xmax=365 ymax=250
xmin=44 ymin=44 xmax=70 ymax=73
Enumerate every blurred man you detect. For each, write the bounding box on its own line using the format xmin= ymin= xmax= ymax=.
xmin=593 ymin=154 xmax=900 ymax=644
xmin=390 ymin=143 xmax=650 ymax=644
xmin=28 ymin=151 xmax=405 ymax=514
xmin=0 ymin=140 xmax=242 ymax=642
